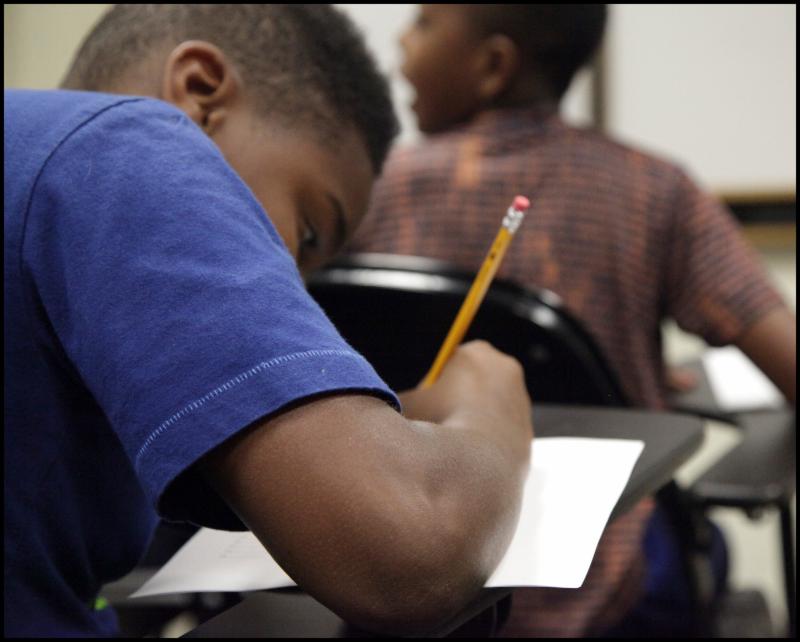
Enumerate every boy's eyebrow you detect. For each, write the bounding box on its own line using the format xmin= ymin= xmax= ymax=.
xmin=328 ymin=193 xmax=349 ymax=253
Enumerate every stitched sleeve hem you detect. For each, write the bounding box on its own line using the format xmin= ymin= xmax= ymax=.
xmin=136 ymin=349 xmax=399 ymax=526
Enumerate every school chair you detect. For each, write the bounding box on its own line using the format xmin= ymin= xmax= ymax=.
xmin=308 ymin=252 xmax=625 ymax=406
xmin=306 ymin=252 xmax=795 ymax=638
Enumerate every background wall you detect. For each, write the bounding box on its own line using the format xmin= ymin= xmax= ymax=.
xmin=4 ymin=3 xmax=795 ymax=635
xmin=4 ymin=4 xmax=112 ymax=88
xmin=7 ymin=3 xmax=793 ymax=201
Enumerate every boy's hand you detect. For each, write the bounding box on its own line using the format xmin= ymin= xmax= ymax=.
xmin=664 ymin=365 xmax=699 ymax=393
xmin=399 ymin=340 xmax=534 ymax=447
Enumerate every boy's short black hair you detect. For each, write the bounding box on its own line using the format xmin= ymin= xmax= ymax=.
xmin=467 ymin=4 xmax=607 ymax=101
xmin=62 ymin=4 xmax=399 ymax=175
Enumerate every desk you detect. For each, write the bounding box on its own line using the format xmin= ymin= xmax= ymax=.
xmin=668 ymin=360 xmax=795 ymax=506
xmin=183 ymin=403 xmax=704 ymax=638
xmin=669 ymin=361 xmax=795 ymax=637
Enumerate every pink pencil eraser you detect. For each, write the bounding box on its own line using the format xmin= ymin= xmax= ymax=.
xmin=513 ymin=195 xmax=530 ymax=212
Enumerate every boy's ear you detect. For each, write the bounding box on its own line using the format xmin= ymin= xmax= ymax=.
xmin=476 ymin=34 xmax=521 ymax=103
xmin=160 ymin=41 xmax=241 ymax=135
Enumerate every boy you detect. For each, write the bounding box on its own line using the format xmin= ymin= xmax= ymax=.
xmin=348 ymin=4 xmax=796 ymax=636
xmin=4 ymin=5 xmax=533 ymax=636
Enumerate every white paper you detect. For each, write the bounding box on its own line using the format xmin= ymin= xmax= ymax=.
xmin=131 ymin=528 xmax=295 ymax=597
xmin=485 ymin=437 xmax=643 ymax=588
xmin=702 ymin=346 xmax=784 ymax=412
xmin=132 ymin=437 xmax=643 ymax=598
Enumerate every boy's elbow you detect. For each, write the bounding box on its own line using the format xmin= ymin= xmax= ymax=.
xmin=321 ymin=459 xmax=519 ymax=634
xmin=339 ymin=567 xmax=484 ymax=636
xmin=326 ymin=525 xmax=490 ymax=636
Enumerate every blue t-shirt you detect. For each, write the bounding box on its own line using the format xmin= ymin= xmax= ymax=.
xmin=4 ymin=89 xmax=399 ymax=637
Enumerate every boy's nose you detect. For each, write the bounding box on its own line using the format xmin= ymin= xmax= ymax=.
xmin=398 ymin=27 xmax=412 ymax=54
xmin=398 ymin=31 xmax=416 ymax=71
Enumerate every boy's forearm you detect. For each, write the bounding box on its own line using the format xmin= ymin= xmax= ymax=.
xmin=199 ymin=394 xmax=531 ymax=635
xmin=420 ymin=415 xmax=531 ymax=597
xmin=316 ymin=414 xmax=531 ymax=635
xmin=736 ymin=306 xmax=796 ymax=407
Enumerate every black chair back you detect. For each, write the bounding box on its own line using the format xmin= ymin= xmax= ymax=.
xmin=307 ymin=254 xmax=627 ymax=406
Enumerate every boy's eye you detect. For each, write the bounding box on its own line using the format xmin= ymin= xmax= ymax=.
xmin=300 ymin=223 xmax=318 ymax=251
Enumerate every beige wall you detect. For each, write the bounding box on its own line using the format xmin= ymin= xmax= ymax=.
xmin=4 ymin=4 xmax=111 ymax=89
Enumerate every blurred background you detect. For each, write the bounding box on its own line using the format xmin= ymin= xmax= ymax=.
xmin=5 ymin=3 xmax=795 ymax=635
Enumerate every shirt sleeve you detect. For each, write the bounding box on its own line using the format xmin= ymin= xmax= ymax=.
xmin=663 ymin=168 xmax=786 ymax=346
xmin=24 ymin=98 xmax=399 ymax=527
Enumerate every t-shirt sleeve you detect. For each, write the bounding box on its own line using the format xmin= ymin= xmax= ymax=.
xmin=24 ymin=99 xmax=399 ymax=527
xmin=663 ymin=168 xmax=786 ymax=346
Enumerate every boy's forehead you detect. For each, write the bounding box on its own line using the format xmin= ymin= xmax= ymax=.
xmin=295 ymin=125 xmax=374 ymax=209
xmin=426 ymin=4 xmax=485 ymax=36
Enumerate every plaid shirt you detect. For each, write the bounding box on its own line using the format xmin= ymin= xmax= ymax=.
xmin=348 ymin=108 xmax=784 ymax=635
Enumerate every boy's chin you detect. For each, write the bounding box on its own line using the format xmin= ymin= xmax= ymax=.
xmin=417 ymin=115 xmax=466 ymax=136
xmin=412 ymin=100 xmax=476 ymax=135
xmin=413 ymin=108 xmax=453 ymax=135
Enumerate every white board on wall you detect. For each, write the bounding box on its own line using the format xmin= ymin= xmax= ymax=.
xmin=604 ymin=4 xmax=796 ymax=197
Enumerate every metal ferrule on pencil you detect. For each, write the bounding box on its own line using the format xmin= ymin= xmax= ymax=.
xmin=502 ymin=206 xmax=526 ymax=234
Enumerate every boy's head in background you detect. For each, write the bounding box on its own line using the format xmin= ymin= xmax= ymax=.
xmin=62 ymin=4 xmax=398 ymax=275
xmin=400 ymin=4 xmax=607 ymax=134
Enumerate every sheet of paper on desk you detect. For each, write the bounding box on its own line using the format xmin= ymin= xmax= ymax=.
xmin=702 ymin=346 xmax=783 ymax=412
xmin=131 ymin=437 xmax=643 ymax=598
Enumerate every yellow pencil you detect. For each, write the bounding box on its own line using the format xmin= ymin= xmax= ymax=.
xmin=420 ymin=195 xmax=530 ymax=388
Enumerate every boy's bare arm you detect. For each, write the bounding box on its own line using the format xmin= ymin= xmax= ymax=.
xmin=198 ymin=341 xmax=532 ymax=635
xmin=735 ymin=306 xmax=796 ymax=407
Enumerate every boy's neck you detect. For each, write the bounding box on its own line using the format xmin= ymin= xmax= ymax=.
xmin=470 ymin=104 xmax=559 ymax=130
xmin=492 ymin=75 xmax=559 ymax=118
